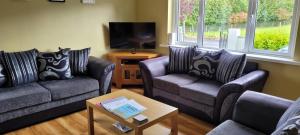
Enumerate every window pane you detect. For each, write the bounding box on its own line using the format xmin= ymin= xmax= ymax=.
xmin=178 ymin=0 xmax=200 ymax=43
xmin=254 ymin=0 xmax=294 ymax=53
xmin=203 ymin=0 xmax=248 ymax=50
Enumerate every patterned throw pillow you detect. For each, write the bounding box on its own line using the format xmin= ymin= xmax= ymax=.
xmin=59 ymin=47 xmax=90 ymax=75
xmin=168 ymin=46 xmax=194 ymax=73
xmin=37 ymin=49 xmax=72 ymax=81
xmin=278 ymin=98 xmax=300 ymax=128
xmin=189 ymin=49 xmax=223 ymax=79
xmin=272 ymin=114 xmax=300 ymax=135
xmin=216 ymin=50 xmax=246 ymax=83
xmin=0 ymin=49 xmax=39 ymax=87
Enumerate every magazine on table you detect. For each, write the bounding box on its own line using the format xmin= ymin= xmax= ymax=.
xmin=98 ymin=96 xmax=147 ymax=119
xmin=112 ymin=121 xmax=132 ymax=133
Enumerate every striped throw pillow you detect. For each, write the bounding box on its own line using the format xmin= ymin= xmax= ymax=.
xmin=0 ymin=64 xmax=6 ymax=87
xmin=216 ymin=50 xmax=246 ymax=83
xmin=0 ymin=49 xmax=39 ymax=87
xmin=168 ymin=46 xmax=194 ymax=73
xmin=60 ymin=48 xmax=90 ymax=75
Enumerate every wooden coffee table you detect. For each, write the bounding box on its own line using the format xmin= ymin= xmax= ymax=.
xmin=86 ymin=90 xmax=178 ymax=135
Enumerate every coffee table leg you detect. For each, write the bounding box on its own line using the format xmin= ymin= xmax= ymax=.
xmin=135 ymin=128 xmax=143 ymax=135
xmin=87 ymin=106 xmax=94 ymax=135
xmin=171 ymin=114 xmax=178 ymax=135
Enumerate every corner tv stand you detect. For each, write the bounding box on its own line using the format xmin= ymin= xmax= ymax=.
xmin=107 ymin=51 xmax=160 ymax=88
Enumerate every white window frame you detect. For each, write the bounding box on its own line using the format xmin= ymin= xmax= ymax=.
xmin=174 ymin=0 xmax=300 ymax=58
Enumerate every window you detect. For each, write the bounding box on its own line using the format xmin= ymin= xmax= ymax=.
xmin=175 ymin=0 xmax=300 ymax=57
xmin=177 ymin=0 xmax=200 ymax=43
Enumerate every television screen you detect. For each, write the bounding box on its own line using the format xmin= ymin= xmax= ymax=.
xmin=109 ymin=22 xmax=156 ymax=49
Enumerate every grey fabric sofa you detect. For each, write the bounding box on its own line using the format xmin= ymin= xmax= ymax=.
xmin=207 ymin=91 xmax=297 ymax=135
xmin=139 ymin=56 xmax=268 ymax=124
xmin=0 ymin=56 xmax=115 ymax=133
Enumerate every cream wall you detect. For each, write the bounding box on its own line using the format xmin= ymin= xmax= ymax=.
xmin=136 ymin=0 xmax=300 ymax=100
xmin=0 ymin=0 xmax=136 ymax=57
xmin=136 ymin=0 xmax=169 ymax=54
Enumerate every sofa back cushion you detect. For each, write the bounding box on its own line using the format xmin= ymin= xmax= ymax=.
xmin=242 ymin=61 xmax=258 ymax=75
xmin=189 ymin=48 xmax=222 ymax=79
xmin=168 ymin=46 xmax=194 ymax=73
xmin=277 ymin=97 xmax=300 ymax=129
xmin=0 ymin=49 xmax=39 ymax=87
xmin=216 ymin=50 xmax=246 ymax=83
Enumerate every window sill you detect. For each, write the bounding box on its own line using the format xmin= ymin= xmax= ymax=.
xmin=159 ymin=44 xmax=300 ymax=66
xmin=246 ymin=54 xmax=300 ymax=66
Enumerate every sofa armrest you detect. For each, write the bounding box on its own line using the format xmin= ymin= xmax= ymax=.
xmin=87 ymin=56 xmax=115 ymax=95
xmin=229 ymin=70 xmax=269 ymax=92
xmin=233 ymin=91 xmax=293 ymax=134
xmin=139 ymin=56 xmax=169 ymax=98
xmin=214 ymin=70 xmax=269 ymax=123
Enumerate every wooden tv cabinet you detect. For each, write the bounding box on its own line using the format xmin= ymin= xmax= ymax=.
xmin=107 ymin=51 xmax=160 ymax=88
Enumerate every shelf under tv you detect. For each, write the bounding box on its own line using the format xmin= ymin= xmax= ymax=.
xmin=107 ymin=51 xmax=160 ymax=88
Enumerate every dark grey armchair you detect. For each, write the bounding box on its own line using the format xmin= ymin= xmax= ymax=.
xmin=139 ymin=56 xmax=268 ymax=124
xmin=207 ymin=91 xmax=297 ymax=135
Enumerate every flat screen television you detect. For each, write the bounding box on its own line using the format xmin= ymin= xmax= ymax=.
xmin=109 ymin=22 xmax=156 ymax=49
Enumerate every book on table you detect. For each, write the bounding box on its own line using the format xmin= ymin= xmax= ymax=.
xmin=98 ymin=96 xmax=147 ymax=119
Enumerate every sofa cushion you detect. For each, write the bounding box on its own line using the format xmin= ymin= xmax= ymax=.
xmin=189 ymin=48 xmax=222 ymax=79
xmin=37 ymin=49 xmax=72 ymax=81
xmin=0 ymin=64 xmax=6 ymax=87
xmin=216 ymin=50 xmax=246 ymax=83
xmin=0 ymin=90 xmax=99 ymax=123
xmin=153 ymin=74 xmax=198 ymax=95
xmin=168 ymin=46 xmax=194 ymax=73
xmin=207 ymin=120 xmax=266 ymax=135
xmin=0 ymin=49 xmax=39 ymax=87
xmin=39 ymin=76 xmax=99 ymax=100
xmin=180 ymin=80 xmax=222 ymax=106
xmin=69 ymin=48 xmax=91 ymax=75
xmin=242 ymin=61 xmax=258 ymax=75
xmin=277 ymin=97 xmax=300 ymax=128
xmin=0 ymin=82 xmax=51 ymax=114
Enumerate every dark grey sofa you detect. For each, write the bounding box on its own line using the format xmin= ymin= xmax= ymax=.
xmin=139 ymin=56 xmax=268 ymax=124
xmin=207 ymin=91 xmax=297 ymax=135
xmin=0 ymin=56 xmax=115 ymax=133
